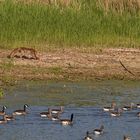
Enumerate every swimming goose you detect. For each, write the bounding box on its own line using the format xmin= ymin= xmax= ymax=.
xmin=136 ymin=104 xmax=140 ymax=108
xmin=0 ymin=115 xmax=7 ymax=124
xmin=123 ymin=103 xmax=134 ymax=111
xmin=60 ymin=113 xmax=73 ymax=125
xmin=40 ymin=108 xmax=60 ymax=120
xmin=5 ymin=113 xmax=15 ymax=121
xmin=40 ymin=108 xmax=52 ymax=118
xmin=93 ymin=125 xmax=104 ymax=135
xmin=51 ymin=113 xmax=60 ymax=121
xmin=103 ymin=102 xmax=116 ymax=112
xmin=110 ymin=108 xmax=123 ymax=117
xmin=0 ymin=106 xmax=7 ymax=115
xmin=13 ymin=104 xmax=29 ymax=115
xmin=84 ymin=131 xmax=93 ymax=140
xmin=124 ymin=135 xmax=131 ymax=140
xmin=51 ymin=106 xmax=64 ymax=114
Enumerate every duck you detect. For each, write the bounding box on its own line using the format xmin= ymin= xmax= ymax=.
xmin=51 ymin=106 xmax=64 ymax=114
xmin=103 ymin=102 xmax=116 ymax=112
xmin=13 ymin=104 xmax=29 ymax=115
xmin=60 ymin=113 xmax=73 ymax=125
xmin=110 ymin=108 xmax=123 ymax=117
xmin=123 ymin=103 xmax=134 ymax=111
xmin=5 ymin=113 xmax=15 ymax=121
xmin=0 ymin=115 xmax=7 ymax=124
xmin=93 ymin=125 xmax=104 ymax=135
xmin=124 ymin=135 xmax=131 ymax=140
xmin=0 ymin=106 xmax=7 ymax=115
xmin=84 ymin=131 xmax=93 ymax=140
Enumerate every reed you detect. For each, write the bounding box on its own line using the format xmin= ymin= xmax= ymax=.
xmin=0 ymin=0 xmax=140 ymax=50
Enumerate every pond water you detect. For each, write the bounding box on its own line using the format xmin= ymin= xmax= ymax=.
xmin=1 ymin=80 xmax=140 ymax=140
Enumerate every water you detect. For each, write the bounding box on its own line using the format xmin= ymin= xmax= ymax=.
xmin=0 ymin=80 xmax=140 ymax=140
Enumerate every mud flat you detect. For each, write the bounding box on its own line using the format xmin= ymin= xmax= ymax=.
xmin=0 ymin=48 xmax=140 ymax=86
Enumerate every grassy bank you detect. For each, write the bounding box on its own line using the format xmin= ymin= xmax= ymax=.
xmin=0 ymin=0 xmax=140 ymax=49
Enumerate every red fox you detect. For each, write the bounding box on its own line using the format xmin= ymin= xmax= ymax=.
xmin=8 ymin=47 xmax=39 ymax=60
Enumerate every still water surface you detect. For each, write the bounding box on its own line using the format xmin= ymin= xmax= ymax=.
xmin=0 ymin=80 xmax=140 ymax=140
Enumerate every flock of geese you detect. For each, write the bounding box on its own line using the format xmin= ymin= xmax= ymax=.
xmin=0 ymin=102 xmax=139 ymax=140
xmin=84 ymin=102 xmax=140 ymax=140
xmin=0 ymin=105 xmax=74 ymax=126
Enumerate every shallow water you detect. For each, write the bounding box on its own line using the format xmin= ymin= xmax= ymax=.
xmin=1 ymin=80 xmax=140 ymax=140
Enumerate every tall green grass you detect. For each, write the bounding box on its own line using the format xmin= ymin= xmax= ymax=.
xmin=0 ymin=0 xmax=140 ymax=49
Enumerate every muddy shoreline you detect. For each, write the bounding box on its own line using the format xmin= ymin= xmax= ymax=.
xmin=0 ymin=48 xmax=140 ymax=86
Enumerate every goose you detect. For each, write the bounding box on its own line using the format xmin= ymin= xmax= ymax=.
xmin=123 ymin=103 xmax=134 ymax=111
xmin=40 ymin=108 xmax=60 ymax=120
xmin=124 ymin=135 xmax=131 ymax=140
xmin=0 ymin=106 xmax=7 ymax=115
xmin=84 ymin=131 xmax=93 ymax=140
xmin=0 ymin=115 xmax=7 ymax=124
xmin=40 ymin=108 xmax=51 ymax=118
xmin=110 ymin=108 xmax=123 ymax=117
xmin=5 ymin=113 xmax=15 ymax=121
xmin=51 ymin=106 xmax=64 ymax=114
xmin=51 ymin=113 xmax=60 ymax=121
xmin=103 ymin=102 xmax=116 ymax=112
xmin=13 ymin=104 xmax=29 ymax=115
xmin=137 ymin=112 xmax=140 ymax=117
xmin=93 ymin=125 xmax=104 ymax=135
xmin=136 ymin=104 xmax=140 ymax=108
xmin=60 ymin=114 xmax=73 ymax=125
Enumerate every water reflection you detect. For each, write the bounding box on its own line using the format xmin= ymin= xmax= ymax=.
xmin=2 ymin=80 xmax=140 ymax=107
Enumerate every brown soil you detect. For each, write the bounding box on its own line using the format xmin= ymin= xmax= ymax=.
xmin=0 ymin=48 xmax=140 ymax=84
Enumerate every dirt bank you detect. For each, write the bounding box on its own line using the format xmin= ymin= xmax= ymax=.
xmin=0 ymin=48 xmax=140 ymax=85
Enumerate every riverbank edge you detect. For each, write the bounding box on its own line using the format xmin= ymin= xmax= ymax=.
xmin=0 ymin=47 xmax=140 ymax=88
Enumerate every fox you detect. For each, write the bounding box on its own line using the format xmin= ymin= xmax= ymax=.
xmin=8 ymin=47 xmax=39 ymax=60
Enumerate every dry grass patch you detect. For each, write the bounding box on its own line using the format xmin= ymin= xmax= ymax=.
xmin=98 ymin=0 xmax=140 ymax=14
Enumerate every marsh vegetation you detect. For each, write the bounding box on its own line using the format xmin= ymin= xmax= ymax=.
xmin=0 ymin=0 xmax=140 ymax=49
